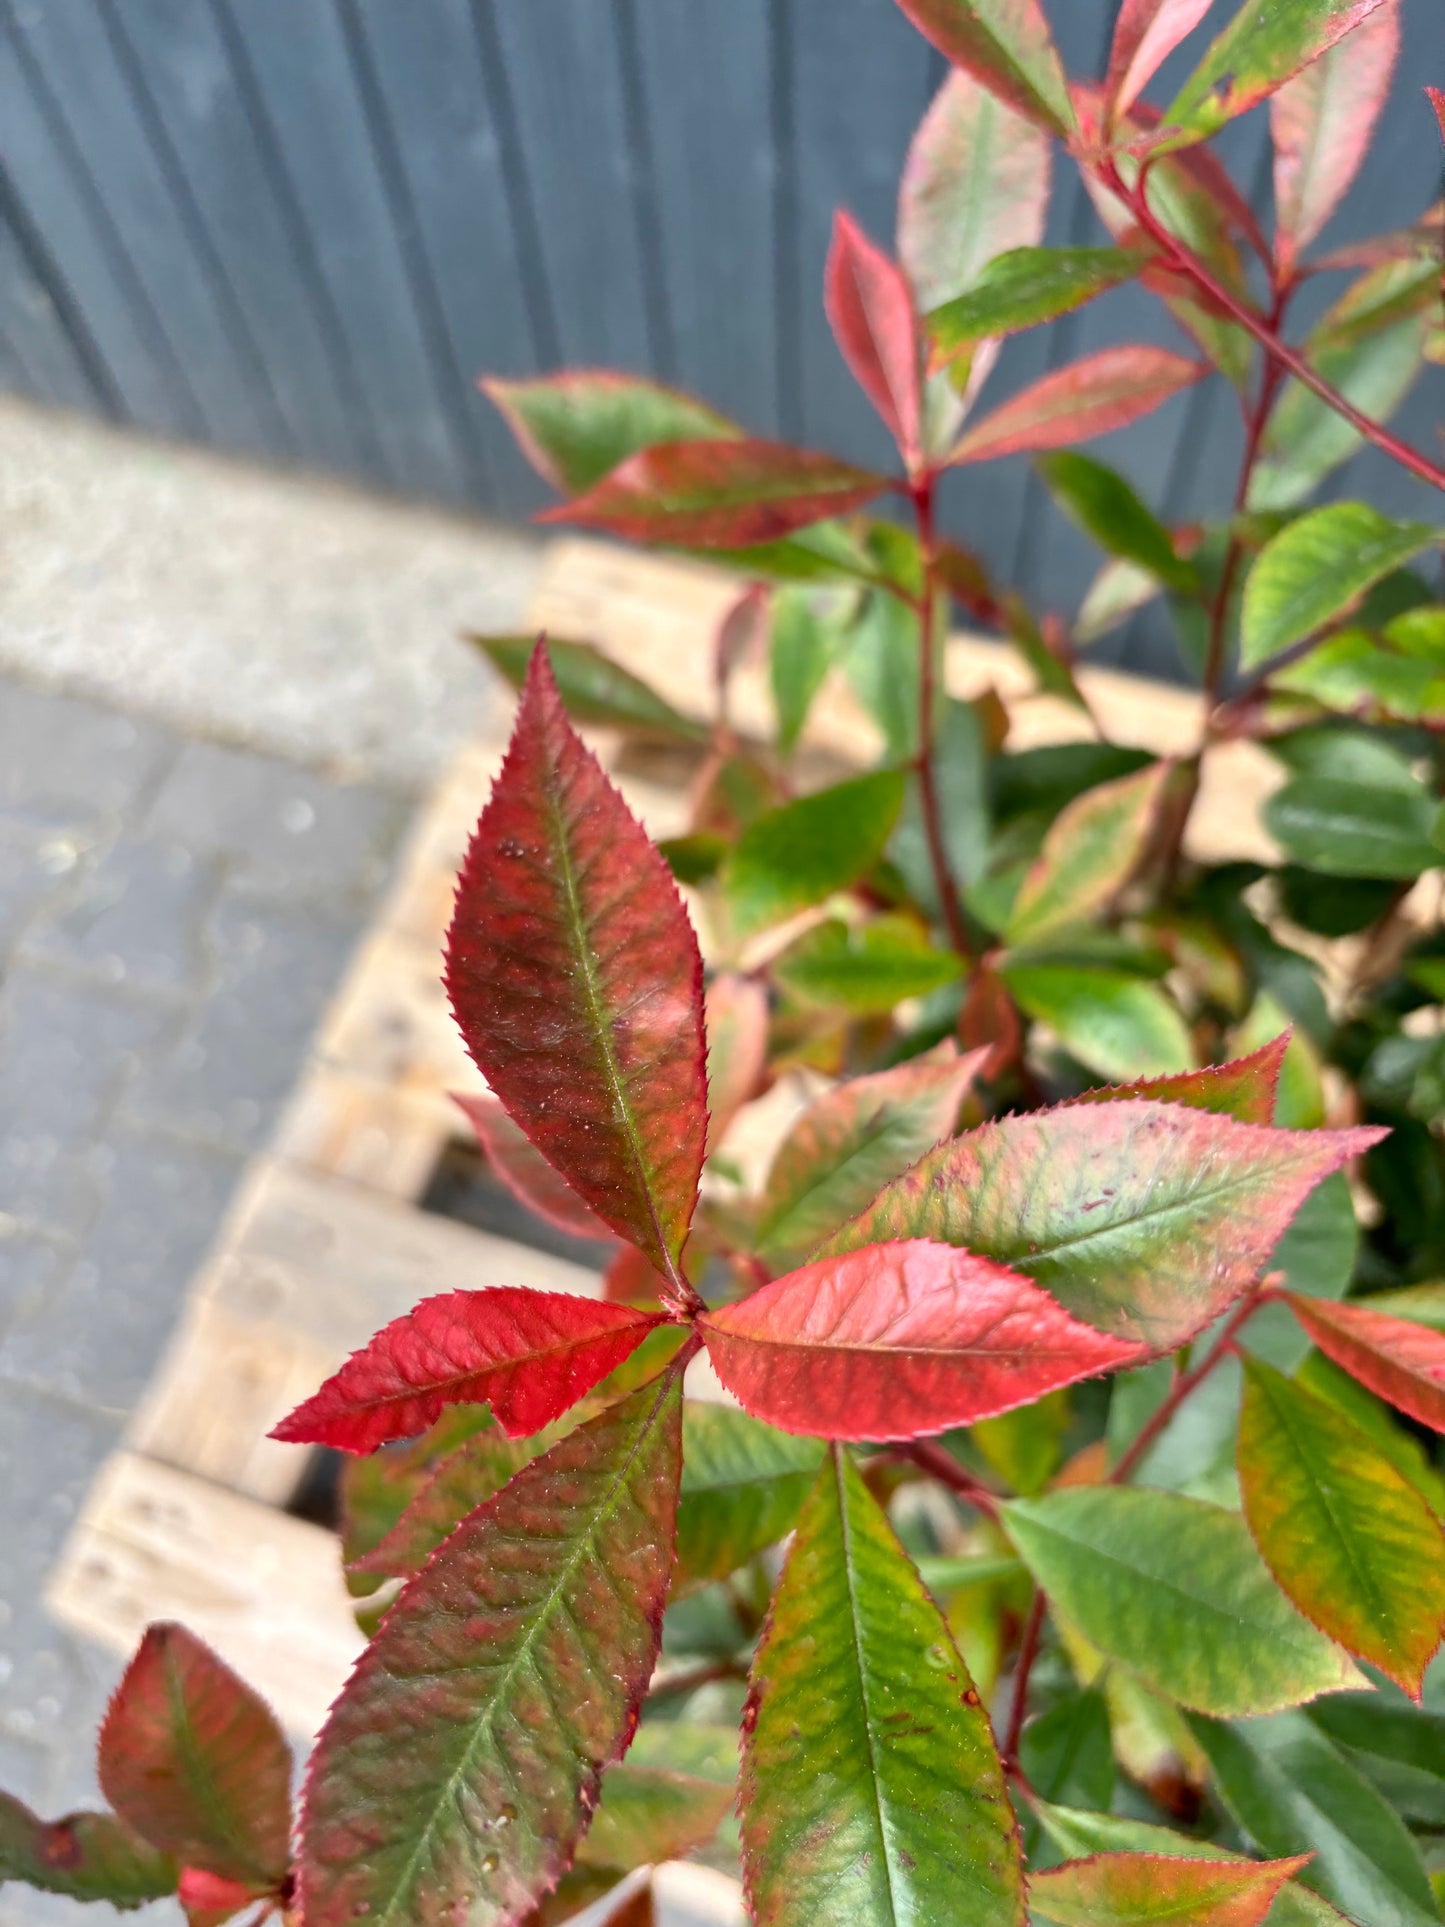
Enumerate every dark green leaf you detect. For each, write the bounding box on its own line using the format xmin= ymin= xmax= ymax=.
xmin=1240 ymin=504 xmax=1437 ymax=668
xmin=471 ymin=636 xmax=706 ymax=743
xmin=721 ymin=773 xmax=906 ymax=937
xmin=1037 ymin=452 xmax=1195 ymax=592
xmin=771 ymin=915 xmax=963 ymax=1014
xmin=1264 ymin=775 xmax=1439 ymax=879
xmin=1307 ymin=1695 xmax=1445 ymax=1828
xmin=675 ymin=1402 xmax=824 ymax=1592
xmin=928 ymin=247 xmax=1147 ymax=353
xmin=1019 ymin=1688 xmax=1114 ymax=1812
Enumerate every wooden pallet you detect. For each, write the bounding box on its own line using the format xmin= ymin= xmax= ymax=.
xmin=45 ymin=535 xmax=1282 ymax=1750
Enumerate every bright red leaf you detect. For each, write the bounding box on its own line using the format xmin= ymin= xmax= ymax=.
xmin=178 ymin=1868 xmax=259 ymax=1927
xmin=825 ymin=211 xmax=922 ymax=467
xmin=1106 ymin=0 xmax=1214 ymax=121
xmin=446 ymin=647 xmax=707 ymax=1281
xmin=602 ymin=1243 xmax=671 ymax=1306
xmin=892 ymin=0 xmax=1075 ymax=135
xmin=698 ymin=1238 xmax=1140 ymax=1441
xmin=949 ymin=347 xmax=1205 ymax=464
xmin=452 ymin=1092 xmax=611 ymax=1242
xmin=1429 ymin=86 xmax=1445 ymax=146
xmin=1285 ymin=1293 xmax=1445 ymax=1432
xmin=1029 ymin=1850 xmax=1311 ymax=1927
xmin=272 ymin=1288 xmax=667 ymax=1451
xmin=1069 ymin=1034 xmax=1290 ymax=1126
xmin=539 ymin=439 xmax=888 ymax=547
xmin=97 ymin=1625 xmax=291 ymax=1890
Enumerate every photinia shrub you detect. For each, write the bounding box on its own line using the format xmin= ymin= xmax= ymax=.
xmin=6 ymin=2 xmax=1445 ymax=1923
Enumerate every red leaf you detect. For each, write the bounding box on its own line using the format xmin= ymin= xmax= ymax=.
xmin=1429 ymin=86 xmax=1445 ymax=146
xmin=97 ymin=1625 xmax=291 ymax=1890
xmin=178 ymin=1867 xmax=260 ymax=1927
xmin=825 ymin=211 xmax=922 ymax=467
xmin=1069 ymin=1034 xmax=1290 ymax=1126
xmin=1106 ymin=0 xmax=1214 ymax=121
xmin=452 ymin=1092 xmax=610 ymax=1242
xmin=892 ymin=0 xmax=1075 ymax=135
xmin=1285 ymin=1294 xmax=1445 ymax=1432
xmin=698 ymin=1238 xmax=1140 ymax=1441
xmin=539 ymin=439 xmax=888 ymax=547
xmin=1028 ymin=1851 xmax=1312 ymax=1927
xmin=602 ymin=1244 xmax=671 ymax=1306
xmin=1272 ymin=3 xmax=1401 ymax=274
xmin=271 ymin=1288 xmax=667 ymax=1451
xmin=446 ymin=647 xmax=707 ymax=1280
xmin=949 ymin=346 xmax=1205 ymax=463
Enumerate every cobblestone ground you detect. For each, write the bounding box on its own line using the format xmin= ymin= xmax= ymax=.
xmin=0 ymin=676 xmax=412 ymax=1924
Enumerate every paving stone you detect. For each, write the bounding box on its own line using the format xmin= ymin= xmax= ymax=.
xmin=0 ymin=1126 xmax=241 ymax=1413
xmin=0 ymin=972 xmax=174 ymax=1236
xmin=0 ymin=826 xmax=80 ymax=951
xmin=0 ymin=1727 xmax=51 ymax=1809
xmin=145 ymin=741 xmax=406 ymax=902
xmin=22 ymin=836 xmax=215 ymax=994
xmin=0 ymin=1236 xmax=69 ymax=1344
xmin=0 ymin=685 xmax=171 ymax=833
xmin=126 ymin=889 xmax=363 ymax=1152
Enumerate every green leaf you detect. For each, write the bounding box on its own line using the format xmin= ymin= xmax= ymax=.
xmin=890 ymin=697 xmax=991 ymax=909
xmin=721 ymin=772 xmax=906 ymax=937
xmin=1076 ymin=557 xmax=1164 ymax=645
xmin=1189 ymin=1709 xmax=1439 ymax=1927
xmin=754 ymin=1050 xmax=975 ymax=1273
xmin=1006 ymin=762 xmax=1169 ymax=945
xmin=1037 ymin=452 xmax=1195 ymax=592
xmin=1238 ymin=1356 xmax=1445 ymax=1697
xmin=1272 ymin=630 xmax=1445 ymax=723
xmin=470 ymin=635 xmax=707 ymax=743
xmin=1161 ymin=0 xmax=1394 ymax=151
xmin=1307 ymin=1695 xmax=1445 ymax=1828
xmin=771 ymin=915 xmax=963 ymax=1014
xmin=1240 ymin=504 xmax=1437 ymax=668
xmin=484 ymin=370 xmax=738 ymax=495
xmin=577 ymin=1763 xmax=733 ymax=1870
xmin=1018 ymin=1688 xmax=1114 ymax=1812
xmin=298 ymin=1367 xmax=684 ymax=1927
xmin=1001 ymin=962 xmax=1194 ymax=1082
xmin=0 ymin=1794 xmax=176 ymax=1909
xmin=843 ymin=590 xmax=921 ymax=760
xmin=769 ymin=588 xmax=850 ymax=753
xmin=740 ymin=1446 xmax=1024 ymax=1926
xmin=927 ymin=247 xmax=1147 ymax=353
xmin=892 ymin=0 xmax=1075 ymax=134
xmin=1004 ymin=1487 xmax=1364 ymax=1717
xmin=675 ymin=1402 xmax=825 ymax=1592
xmin=1264 ymin=774 xmax=1440 ymax=879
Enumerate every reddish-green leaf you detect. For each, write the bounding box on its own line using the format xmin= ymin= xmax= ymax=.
xmin=754 ymin=1049 xmax=978 ymax=1271
xmin=446 ymin=648 xmax=707 ymax=1278
xmin=1006 ymin=761 xmax=1169 ymax=944
xmin=453 ymin=1094 xmax=611 ymax=1242
xmin=705 ymin=973 xmax=769 ymax=1153
xmin=898 ymin=69 xmax=1051 ymax=318
xmin=741 ymin=1445 xmax=1024 ymax=1926
xmin=298 ymin=1367 xmax=684 ymax=1927
xmin=482 ymin=371 xmax=737 ymax=496
xmin=1239 ymin=1355 xmax=1445 ymax=1697
xmin=891 ymin=0 xmax=1074 ymax=135
xmin=354 ymin=1425 xmax=534 ymax=1581
xmin=177 ymin=1867 xmax=258 ymax=1927
xmin=540 ymin=439 xmax=888 ymax=548
xmin=699 ymin=1238 xmax=1139 ymax=1441
xmin=948 ymin=348 xmax=1204 ymax=465
xmin=97 ymin=1624 xmax=291 ymax=1889
xmin=577 ymin=1765 xmax=733 ymax=1871
xmin=272 ymin=1288 xmax=666 ymax=1451
xmin=1106 ymin=0 xmax=1215 ymax=120
xmin=1285 ymin=1293 xmax=1445 ymax=1431
xmin=825 ymin=1102 xmax=1381 ymax=1350
xmin=826 ymin=212 xmax=921 ymax=466
xmin=1271 ymin=4 xmax=1400 ymax=274
xmin=338 ymin=1407 xmax=494 ymax=1598
xmin=1161 ymin=0 xmax=1392 ymax=152
xmin=1030 ymin=1851 xmax=1310 ymax=1927
xmin=1069 ymin=1034 xmax=1290 ymax=1126
xmin=928 ymin=248 xmax=1150 ymax=356
xmin=0 ymin=1793 xmax=176 ymax=1909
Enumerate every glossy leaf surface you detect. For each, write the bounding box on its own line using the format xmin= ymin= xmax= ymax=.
xmin=1036 ymin=453 xmax=1193 ymax=591
xmin=1005 ymin=1487 xmax=1363 ymax=1716
xmin=542 ymin=440 xmax=887 ymax=548
xmin=1000 ymin=962 xmax=1194 ymax=1083
xmin=470 ymin=636 xmax=706 ymax=745
xmin=701 ymin=1238 xmax=1139 ymax=1441
xmin=950 ymin=347 xmax=1203 ymax=464
xmin=1285 ymin=1293 xmax=1445 ymax=1431
xmin=298 ymin=1369 xmax=683 ymax=1927
xmin=1068 ymin=1035 xmax=1289 ymax=1126
xmin=675 ymin=1403 xmax=824 ymax=1592
xmin=1161 ymin=0 xmax=1391 ymax=151
xmin=483 ymin=372 xmax=736 ymax=496
xmin=1007 ymin=761 xmax=1169 ymax=944
xmin=825 ymin=212 xmax=920 ymax=464
xmin=826 ymin=1100 xmax=1378 ymax=1349
xmin=755 ymin=1050 xmax=976 ymax=1271
xmin=1264 ymin=773 xmax=1440 ymax=879
xmin=274 ymin=1289 xmax=666 ymax=1451
xmin=1029 ymin=1851 xmax=1308 ymax=1927
xmin=1240 ymin=504 xmax=1437 ymax=667
xmin=892 ymin=0 xmax=1074 ymax=133
xmin=1238 ymin=1355 xmax=1445 ymax=1696
xmin=928 ymin=248 xmax=1147 ymax=355
xmin=446 ymin=648 xmax=707 ymax=1276
xmin=721 ymin=772 xmax=905 ymax=937
xmin=97 ymin=1624 xmax=290 ymax=1889
xmin=741 ymin=1446 xmax=1023 ymax=1926
xmin=0 ymin=1795 xmax=175 ymax=1909
xmin=453 ymin=1095 xmax=611 ymax=1242
xmin=771 ymin=914 xmax=963 ymax=1015
xmin=1106 ymin=0 xmax=1215 ymax=119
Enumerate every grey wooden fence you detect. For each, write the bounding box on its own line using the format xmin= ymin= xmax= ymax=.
xmin=1 ymin=0 xmax=1440 ymax=674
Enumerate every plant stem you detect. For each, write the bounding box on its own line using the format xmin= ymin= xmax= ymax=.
xmin=1003 ymin=1589 xmax=1048 ymax=1767
xmin=647 ymin=1657 xmax=747 ymax=1700
xmin=1109 ymin=1292 xmax=1267 ymax=1484
xmin=1101 ymin=159 xmax=1445 ymax=497
xmin=911 ymin=475 xmax=973 ymax=963
xmin=899 ymin=1438 xmax=1002 ymax=1519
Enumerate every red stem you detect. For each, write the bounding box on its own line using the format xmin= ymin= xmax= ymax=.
xmin=911 ymin=475 xmax=973 ymax=963
xmin=899 ymin=1438 xmax=1002 ymax=1519
xmin=1102 ymin=159 xmax=1445 ymax=497
xmin=1003 ymin=1589 xmax=1047 ymax=1767
xmin=1110 ymin=1292 xmax=1268 ymax=1484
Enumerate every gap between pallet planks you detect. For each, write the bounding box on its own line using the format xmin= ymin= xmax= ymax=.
xmin=45 ymin=534 xmax=1283 ymax=1747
